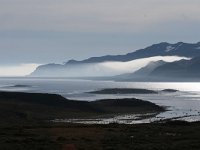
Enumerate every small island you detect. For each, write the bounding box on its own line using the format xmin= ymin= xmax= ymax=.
xmin=162 ymin=89 xmax=179 ymax=92
xmin=88 ymin=88 xmax=158 ymax=94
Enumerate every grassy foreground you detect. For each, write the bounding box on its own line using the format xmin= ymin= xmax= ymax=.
xmin=0 ymin=121 xmax=200 ymax=150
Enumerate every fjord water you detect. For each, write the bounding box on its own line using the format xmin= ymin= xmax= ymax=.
xmin=0 ymin=77 xmax=200 ymax=123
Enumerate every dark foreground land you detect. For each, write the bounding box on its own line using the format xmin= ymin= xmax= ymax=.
xmin=0 ymin=91 xmax=163 ymax=125
xmin=1 ymin=121 xmax=200 ymax=150
xmin=0 ymin=91 xmax=199 ymax=150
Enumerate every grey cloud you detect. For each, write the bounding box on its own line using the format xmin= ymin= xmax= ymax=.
xmin=0 ymin=0 xmax=200 ymax=32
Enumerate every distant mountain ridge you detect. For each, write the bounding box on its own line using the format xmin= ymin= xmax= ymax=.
xmin=65 ymin=42 xmax=200 ymax=64
xmin=30 ymin=42 xmax=200 ymax=77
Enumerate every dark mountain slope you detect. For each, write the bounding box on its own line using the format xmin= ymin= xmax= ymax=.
xmin=113 ymin=60 xmax=166 ymax=80
xmin=150 ymin=56 xmax=200 ymax=78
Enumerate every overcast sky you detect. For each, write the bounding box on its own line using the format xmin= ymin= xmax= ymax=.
xmin=0 ymin=0 xmax=200 ymax=66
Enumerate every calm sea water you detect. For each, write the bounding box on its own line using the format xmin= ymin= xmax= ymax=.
xmin=1 ymin=77 xmax=200 ymax=123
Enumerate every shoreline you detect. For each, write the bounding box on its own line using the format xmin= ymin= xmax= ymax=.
xmin=0 ymin=91 xmax=164 ymax=126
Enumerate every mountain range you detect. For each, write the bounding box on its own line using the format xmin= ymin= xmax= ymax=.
xmin=30 ymin=42 xmax=200 ymax=80
xmin=65 ymin=42 xmax=200 ymax=64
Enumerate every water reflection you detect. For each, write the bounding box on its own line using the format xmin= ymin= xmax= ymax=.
xmin=0 ymin=77 xmax=200 ymax=123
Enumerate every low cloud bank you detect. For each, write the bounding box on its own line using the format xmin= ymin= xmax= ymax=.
xmin=0 ymin=64 xmax=40 ymax=77
xmin=9 ymin=56 xmax=188 ymax=77
xmin=37 ymin=56 xmax=188 ymax=77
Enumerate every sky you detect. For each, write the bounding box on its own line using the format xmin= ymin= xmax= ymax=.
xmin=0 ymin=0 xmax=200 ymax=75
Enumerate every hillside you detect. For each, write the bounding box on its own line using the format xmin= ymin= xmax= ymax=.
xmin=113 ymin=60 xmax=166 ymax=80
xmin=149 ymin=56 xmax=200 ymax=79
xmin=0 ymin=91 xmax=163 ymax=125
xmin=29 ymin=42 xmax=200 ymax=77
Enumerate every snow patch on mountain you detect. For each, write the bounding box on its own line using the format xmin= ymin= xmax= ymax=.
xmin=165 ymin=46 xmax=175 ymax=52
